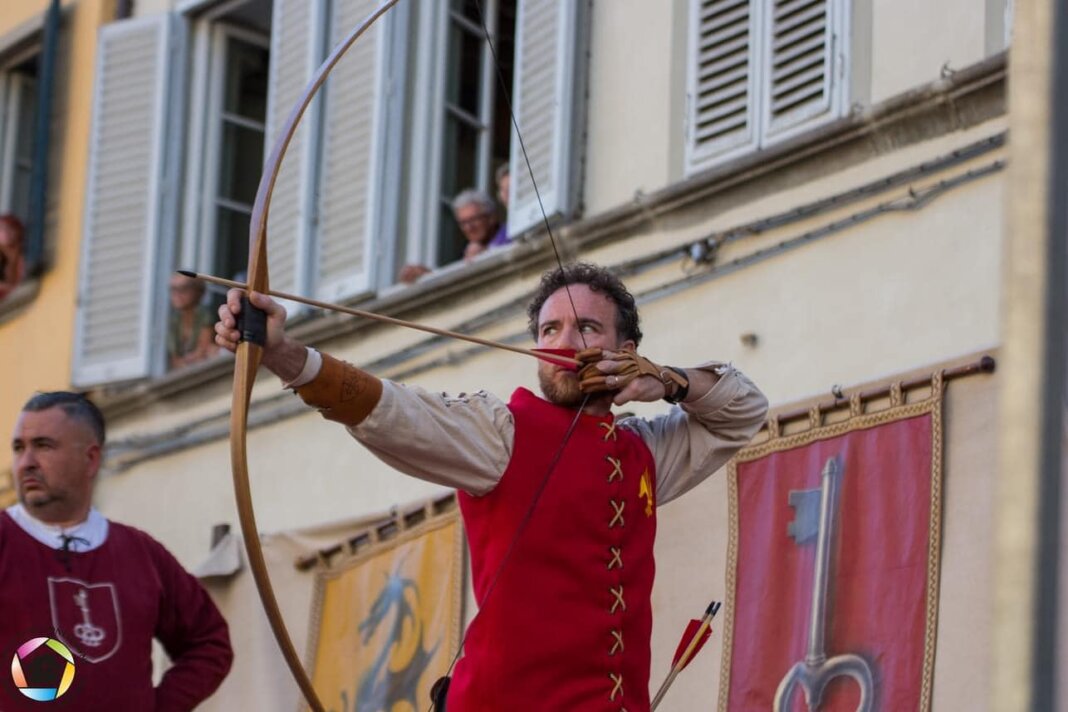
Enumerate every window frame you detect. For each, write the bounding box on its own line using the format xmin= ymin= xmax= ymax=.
xmin=180 ymin=17 xmax=271 ymax=280
xmin=0 ymin=45 xmax=40 ymax=222
xmin=405 ymin=0 xmax=512 ymax=272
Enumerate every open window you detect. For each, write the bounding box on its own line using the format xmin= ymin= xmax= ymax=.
xmin=181 ymin=1 xmax=271 ymax=306
xmin=402 ymin=0 xmax=587 ymax=277
xmin=0 ymin=52 xmax=37 ymax=223
xmin=0 ymin=46 xmax=41 ymax=307
xmin=74 ymin=0 xmax=392 ymax=386
xmin=434 ymin=0 xmax=517 ymax=264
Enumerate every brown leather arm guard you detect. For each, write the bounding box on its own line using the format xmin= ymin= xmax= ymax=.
xmin=576 ymin=347 xmax=689 ymax=400
xmin=294 ymin=353 xmax=383 ymax=426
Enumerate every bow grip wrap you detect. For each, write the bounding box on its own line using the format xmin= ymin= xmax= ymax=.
xmin=236 ymin=296 xmax=267 ymax=346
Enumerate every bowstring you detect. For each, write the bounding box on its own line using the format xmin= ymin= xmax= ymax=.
xmin=426 ymin=2 xmax=594 ymax=708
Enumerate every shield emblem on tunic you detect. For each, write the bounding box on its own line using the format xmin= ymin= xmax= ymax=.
xmin=47 ymin=578 xmax=122 ymax=663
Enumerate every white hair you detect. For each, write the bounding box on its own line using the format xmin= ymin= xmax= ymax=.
xmin=452 ymin=189 xmax=498 ymax=216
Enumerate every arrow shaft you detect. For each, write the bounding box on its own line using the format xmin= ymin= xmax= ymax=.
xmin=185 ymin=271 xmax=580 ymax=368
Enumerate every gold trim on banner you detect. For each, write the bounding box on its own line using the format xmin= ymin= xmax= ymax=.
xmin=718 ymin=372 xmax=946 ymax=712
xmin=302 ymin=500 xmax=465 ymax=711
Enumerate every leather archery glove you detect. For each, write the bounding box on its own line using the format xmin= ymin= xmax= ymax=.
xmin=576 ymin=347 xmax=689 ymax=400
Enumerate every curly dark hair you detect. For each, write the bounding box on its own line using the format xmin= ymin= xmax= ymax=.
xmin=22 ymin=391 xmax=106 ymax=445
xmin=526 ymin=263 xmax=642 ymax=345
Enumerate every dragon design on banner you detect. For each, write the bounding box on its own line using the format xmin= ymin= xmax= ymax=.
xmin=309 ymin=513 xmax=463 ymax=712
xmin=351 ymin=571 xmax=440 ymax=711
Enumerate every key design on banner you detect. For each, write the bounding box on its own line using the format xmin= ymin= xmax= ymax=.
xmin=773 ymin=456 xmax=874 ymax=711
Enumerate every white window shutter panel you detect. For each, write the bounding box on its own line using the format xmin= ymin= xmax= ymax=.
xmin=508 ymin=0 xmax=585 ymax=238
xmin=686 ymin=0 xmax=759 ymax=173
xmin=73 ymin=15 xmax=177 ymax=387
xmin=315 ymin=0 xmax=387 ymax=302
xmin=263 ymin=0 xmax=322 ymax=299
xmin=761 ymin=0 xmax=841 ymax=140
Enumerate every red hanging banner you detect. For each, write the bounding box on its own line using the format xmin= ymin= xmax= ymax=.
xmin=720 ymin=383 xmax=943 ymax=712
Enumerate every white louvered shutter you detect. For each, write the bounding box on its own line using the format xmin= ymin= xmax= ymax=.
xmin=507 ymin=0 xmax=584 ymax=238
xmin=686 ymin=0 xmax=758 ymax=173
xmin=263 ymin=0 xmax=322 ymax=302
xmin=73 ymin=16 xmax=177 ymax=387
xmin=315 ymin=0 xmax=387 ymax=302
xmin=761 ymin=0 xmax=841 ymax=140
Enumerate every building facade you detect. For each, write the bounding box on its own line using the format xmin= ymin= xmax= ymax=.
xmin=0 ymin=0 xmax=1025 ymax=709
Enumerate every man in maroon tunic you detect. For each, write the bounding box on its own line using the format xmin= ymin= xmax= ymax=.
xmin=2 ymin=392 xmax=233 ymax=711
xmin=215 ymin=262 xmax=767 ymax=711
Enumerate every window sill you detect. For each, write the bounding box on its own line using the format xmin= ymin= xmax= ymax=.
xmin=0 ymin=279 xmax=40 ymax=326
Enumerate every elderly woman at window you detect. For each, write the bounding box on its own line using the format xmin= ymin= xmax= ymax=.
xmin=167 ymin=273 xmax=218 ymax=370
xmin=0 ymin=214 xmax=26 ymax=300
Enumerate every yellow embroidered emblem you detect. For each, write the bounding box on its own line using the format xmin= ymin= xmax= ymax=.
xmin=639 ymin=470 xmax=654 ymax=517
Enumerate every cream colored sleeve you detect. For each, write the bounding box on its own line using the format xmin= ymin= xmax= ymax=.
xmin=346 ymin=381 xmax=515 ymax=495
xmin=620 ymin=362 xmax=768 ymax=505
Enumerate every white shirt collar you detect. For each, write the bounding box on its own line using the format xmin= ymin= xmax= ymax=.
xmin=5 ymin=504 xmax=109 ymax=552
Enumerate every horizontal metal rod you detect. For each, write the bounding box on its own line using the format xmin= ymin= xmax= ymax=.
xmin=773 ymin=355 xmax=996 ymax=427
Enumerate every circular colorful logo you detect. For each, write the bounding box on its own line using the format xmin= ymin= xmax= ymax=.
xmin=10 ymin=638 xmax=76 ymax=702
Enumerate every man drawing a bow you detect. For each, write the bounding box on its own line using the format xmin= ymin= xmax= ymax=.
xmin=214 ymin=261 xmax=767 ymax=711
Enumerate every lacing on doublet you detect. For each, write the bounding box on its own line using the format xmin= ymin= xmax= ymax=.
xmin=56 ymin=533 xmax=90 ymax=572
xmin=606 ymin=456 xmax=624 ymax=482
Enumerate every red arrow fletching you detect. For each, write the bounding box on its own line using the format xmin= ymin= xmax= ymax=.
xmin=672 ymin=619 xmax=712 ymax=670
xmin=532 ymin=348 xmax=580 ymax=370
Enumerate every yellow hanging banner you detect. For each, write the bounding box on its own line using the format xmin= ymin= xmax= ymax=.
xmin=308 ymin=512 xmax=464 ymax=712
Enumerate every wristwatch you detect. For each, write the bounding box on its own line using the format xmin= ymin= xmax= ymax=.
xmin=661 ymin=366 xmax=690 ymax=404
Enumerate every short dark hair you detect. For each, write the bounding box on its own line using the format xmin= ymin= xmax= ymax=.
xmin=22 ymin=392 xmax=106 ymax=445
xmin=527 ymin=263 xmax=642 ymax=345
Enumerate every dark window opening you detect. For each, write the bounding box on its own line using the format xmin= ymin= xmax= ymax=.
xmin=211 ymin=33 xmax=269 ymax=285
xmin=437 ymin=0 xmax=516 ymax=265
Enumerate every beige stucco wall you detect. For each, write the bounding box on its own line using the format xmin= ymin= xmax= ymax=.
xmin=0 ymin=0 xmax=79 ymax=34
xmin=584 ymin=0 xmax=686 ymax=213
xmin=870 ymin=0 xmax=991 ymax=104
